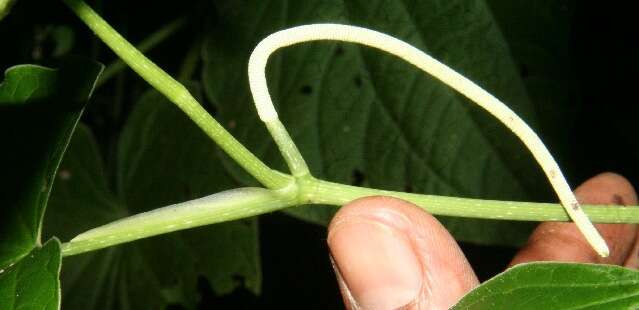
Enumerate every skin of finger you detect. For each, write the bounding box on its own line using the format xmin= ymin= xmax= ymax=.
xmin=624 ymin=237 xmax=639 ymax=268
xmin=328 ymin=196 xmax=479 ymax=309
xmin=510 ymin=172 xmax=639 ymax=266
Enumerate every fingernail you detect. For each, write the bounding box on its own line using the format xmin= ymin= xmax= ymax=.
xmin=329 ymin=254 xmax=359 ymax=307
xmin=328 ymin=214 xmax=422 ymax=309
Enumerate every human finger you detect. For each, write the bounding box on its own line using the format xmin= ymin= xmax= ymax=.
xmin=510 ymin=172 xmax=638 ymax=266
xmin=327 ymin=196 xmax=479 ymax=309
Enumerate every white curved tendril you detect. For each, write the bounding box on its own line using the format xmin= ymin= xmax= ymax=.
xmin=248 ymin=24 xmax=608 ymax=257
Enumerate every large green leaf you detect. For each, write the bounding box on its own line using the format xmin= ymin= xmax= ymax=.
xmin=453 ymin=263 xmax=639 ymax=309
xmin=0 ymin=59 xmax=102 ymax=268
xmin=44 ymin=88 xmax=260 ymax=309
xmin=202 ymin=0 xmax=551 ymax=245
xmin=0 ymin=239 xmax=62 ymax=310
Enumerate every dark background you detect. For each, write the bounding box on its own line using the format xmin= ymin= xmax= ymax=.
xmin=1 ymin=0 xmax=636 ymax=308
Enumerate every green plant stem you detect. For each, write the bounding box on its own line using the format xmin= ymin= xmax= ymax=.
xmin=62 ymin=176 xmax=639 ymax=257
xmin=265 ymin=119 xmax=310 ymax=177
xmin=62 ymin=0 xmax=290 ymax=190
xmin=299 ymin=177 xmax=639 ymax=223
xmin=62 ymin=186 xmax=299 ymax=257
xmin=96 ymin=17 xmax=187 ymax=87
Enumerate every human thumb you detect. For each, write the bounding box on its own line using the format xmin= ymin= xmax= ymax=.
xmin=327 ymin=196 xmax=478 ymax=309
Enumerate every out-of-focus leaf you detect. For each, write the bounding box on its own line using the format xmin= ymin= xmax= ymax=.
xmin=51 ymin=26 xmax=75 ymax=57
xmin=0 ymin=239 xmax=62 ymax=310
xmin=202 ymin=0 xmax=549 ymax=245
xmin=44 ymin=87 xmax=260 ymax=309
xmin=117 ymin=87 xmax=261 ymax=298
xmin=0 ymin=0 xmax=15 ymax=21
xmin=453 ymin=263 xmax=639 ymax=309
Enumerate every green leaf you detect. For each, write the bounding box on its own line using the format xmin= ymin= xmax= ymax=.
xmin=0 ymin=59 xmax=102 ymax=268
xmin=202 ymin=0 xmax=548 ymax=245
xmin=453 ymin=262 xmax=639 ymax=309
xmin=0 ymin=239 xmax=62 ymax=310
xmin=44 ymin=87 xmax=260 ymax=309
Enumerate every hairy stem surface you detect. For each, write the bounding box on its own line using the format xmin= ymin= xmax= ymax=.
xmin=62 ymin=176 xmax=639 ymax=257
xmin=62 ymin=186 xmax=299 ymax=256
